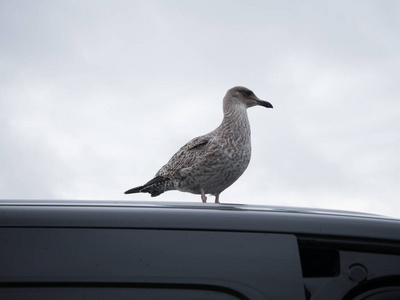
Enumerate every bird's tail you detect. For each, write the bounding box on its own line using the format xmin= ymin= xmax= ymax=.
xmin=124 ymin=176 xmax=171 ymax=197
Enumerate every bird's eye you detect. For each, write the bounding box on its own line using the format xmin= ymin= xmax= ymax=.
xmin=242 ymin=90 xmax=252 ymax=97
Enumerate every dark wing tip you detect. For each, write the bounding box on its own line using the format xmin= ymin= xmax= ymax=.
xmin=124 ymin=186 xmax=143 ymax=194
xmin=124 ymin=176 xmax=169 ymax=195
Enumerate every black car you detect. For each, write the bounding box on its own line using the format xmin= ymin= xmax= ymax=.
xmin=1 ymin=200 xmax=399 ymax=299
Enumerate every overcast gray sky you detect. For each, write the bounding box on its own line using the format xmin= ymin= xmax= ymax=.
xmin=1 ymin=0 xmax=399 ymax=217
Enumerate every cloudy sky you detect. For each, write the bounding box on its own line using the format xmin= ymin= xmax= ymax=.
xmin=1 ymin=0 xmax=399 ymax=217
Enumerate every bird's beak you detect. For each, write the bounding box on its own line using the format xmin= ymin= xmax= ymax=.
xmin=256 ymin=100 xmax=273 ymax=108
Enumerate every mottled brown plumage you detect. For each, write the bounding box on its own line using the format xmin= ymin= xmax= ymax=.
xmin=125 ymin=86 xmax=273 ymax=203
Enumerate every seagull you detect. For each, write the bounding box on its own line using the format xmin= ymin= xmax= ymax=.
xmin=125 ymin=86 xmax=273 ymax=203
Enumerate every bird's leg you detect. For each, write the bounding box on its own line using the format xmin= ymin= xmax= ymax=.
xmin=215 ymin=194 xmax=220 ymax=204
xmin=200 ymin=188 xmax=207 ymax=203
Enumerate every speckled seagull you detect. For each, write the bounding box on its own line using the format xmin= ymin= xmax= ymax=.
xmin=125 ymin=86 xmax=273 ymax=203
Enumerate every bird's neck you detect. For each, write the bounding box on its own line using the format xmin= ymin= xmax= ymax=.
xmin=219 ymin=104 xmax=251 ymax=140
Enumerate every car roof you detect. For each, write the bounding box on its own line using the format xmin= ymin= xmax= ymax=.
xmin=0 ymin=199 xmax=391 ymax=217
xmin=1 ymin=200 xmax=400 ymax=243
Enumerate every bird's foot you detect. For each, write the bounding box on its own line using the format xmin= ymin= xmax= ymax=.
xmin=215 ymin=194 xmax=220 ymax=204
xmin=201 ymin=189 xmax=207 ymax=203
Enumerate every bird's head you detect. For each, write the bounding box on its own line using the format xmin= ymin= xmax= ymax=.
xmin=224 ymin=86 xmax=273 ymax=110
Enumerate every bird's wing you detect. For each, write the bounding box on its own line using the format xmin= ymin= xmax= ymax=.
xmin=155 ymin=135 xmax=214 ymax=178
xmin=185 ymin=136 xmax=210 ymax=151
